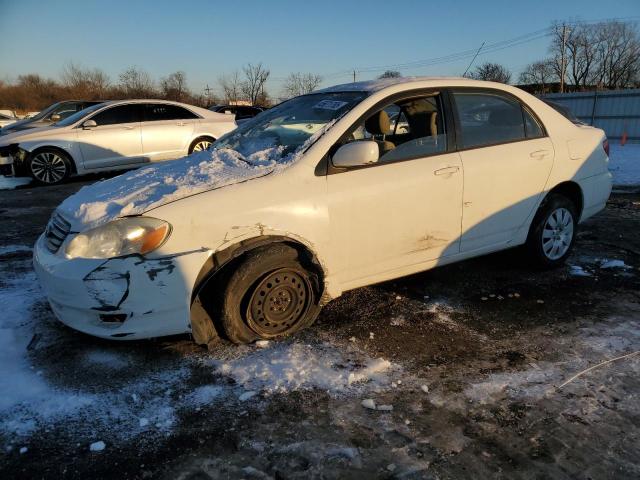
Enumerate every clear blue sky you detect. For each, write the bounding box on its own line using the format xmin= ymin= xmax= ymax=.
xmin=1 ymin=0 xmax=639 ymax=97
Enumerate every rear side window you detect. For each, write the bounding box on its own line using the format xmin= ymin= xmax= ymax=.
xmin=452 ymin=91 xmax=529 ymax=149
xmin=91 ymin=104 xmax=141 ymax=126
xmin=523 ymin=107 xmax=544 ymax=138
xmin=144 ymin=104 xmax=199 ymax=121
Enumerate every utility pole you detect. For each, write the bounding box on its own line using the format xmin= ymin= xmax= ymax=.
xmin=560 ymin=24 xmax=569 ymax=93
xmin=204 ymin=84 xmax=212 ymax=105
xmin=353 ymin=70 xmax=356 ymax=83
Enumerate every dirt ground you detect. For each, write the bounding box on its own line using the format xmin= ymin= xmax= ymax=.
xmin=0 ymin=178 xmax=639 ymax=479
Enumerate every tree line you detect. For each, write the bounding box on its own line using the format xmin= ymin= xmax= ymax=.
xmin=0 ymin=62 xmax=323 ymax=112
xmin=462 ymin=20 xmax=640 ymax=93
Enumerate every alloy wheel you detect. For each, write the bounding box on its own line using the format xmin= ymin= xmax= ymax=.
xmin=30 ymin=152 xmax=67 ymax=184
xmin=542 ymin=207 xmax=574 ymax=260
xmin=192 ymin=140 xmax=212 ymax=152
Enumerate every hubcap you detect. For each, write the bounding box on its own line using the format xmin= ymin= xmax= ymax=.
xmin=31 ymin=152 xmax=67 ymax=184
xmin=542 ymin=207 xmax=574 ymax=260
xmin=192 ymin=140 xmax=212 ymax=152
xmin=247 ymin=268 xmax=312 ymax=337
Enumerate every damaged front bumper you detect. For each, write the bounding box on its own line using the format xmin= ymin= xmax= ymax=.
xmin=0 ymin=144 xmax=28 ymax=176
xmin=33 ymin=234 xmax=211 ymax=340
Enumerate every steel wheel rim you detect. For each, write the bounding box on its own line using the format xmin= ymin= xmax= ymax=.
xmin=247 ymin=268 xmax=312 ymax=337
xmin=542 ymin=207 xmax=574 ymax=260
xmin=192 ymin=140 xmax=212 ymax=152
xmin=31 ymin=152 xmax=67 ymax=183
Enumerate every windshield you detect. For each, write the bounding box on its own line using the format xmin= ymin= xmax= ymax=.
xmin=25 ymin=102 xmax=62 ymax=122
xmin=55 ymin=103 xmax=105 ymax=127
xmin=212 ymin=92 xmax=367 ymax=164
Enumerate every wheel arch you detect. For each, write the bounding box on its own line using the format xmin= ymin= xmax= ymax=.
xmin=28 ymin=145 xmax=78 ymax=174
xmin=545 ymin=181 xmax=584 ymax=219
xmin=189 ymin=235 xmax=328 ymax=346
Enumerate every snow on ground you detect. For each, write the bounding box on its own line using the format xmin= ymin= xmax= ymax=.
xmin=215 ymin=342 xmax=395 ymax=395
xmin=0 ymin=176 xmax=31 ymax=190
xmin=0 ymin=257 xmax=401 ymax=447
xmin=459 ymin=314 xmax=640 ymax=406
xmin=609 ymin=143 xmax=640 ymax=186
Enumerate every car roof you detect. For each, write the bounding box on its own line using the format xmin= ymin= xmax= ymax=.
xmin=315 ymin=76 xmax=508 ymax=94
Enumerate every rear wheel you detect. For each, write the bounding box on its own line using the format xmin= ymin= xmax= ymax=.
xmin=189 ymin=137 xmax=214 ymax=154
xmin=525 ymin=193 xmax=577 ymax=268
xmin=28 ymin=149 xmax=72 ymax=185
xmin=216 ymin=244 xmax=321 ymax=344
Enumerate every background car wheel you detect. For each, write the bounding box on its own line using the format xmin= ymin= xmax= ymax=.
xmin=217 ymin=244 xmax=322 ymax=344
xmin=189 ymin=137 xmax=214 ymax=154
xmin=525 ymin=193 xmax=578 ymax=269
xmin=28 ymin=149 xmax=71 ymax=185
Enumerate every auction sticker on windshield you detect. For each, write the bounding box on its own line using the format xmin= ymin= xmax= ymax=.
xmin=313 ymin=100 xmax=349 ymax=110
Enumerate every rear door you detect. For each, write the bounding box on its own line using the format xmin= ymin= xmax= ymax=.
xmin=450 ymin=89 xmax=554 ymax=253
xmin=140 ymin=104 xmax=198 ymax=161
xmin=77 ymin=104 xmax=144 ymax=169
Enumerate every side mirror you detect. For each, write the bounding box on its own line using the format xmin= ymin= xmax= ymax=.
xmin=82 ymin=119 xmax=97 ymax=129
xmin=50 ymin=114 xmax=61 ymax=122
xmin=332 ymin=141 xmax=379 ymax=168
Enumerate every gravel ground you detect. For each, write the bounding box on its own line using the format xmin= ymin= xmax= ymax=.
xmin=0 ymin=177 xmax=639 ymax=479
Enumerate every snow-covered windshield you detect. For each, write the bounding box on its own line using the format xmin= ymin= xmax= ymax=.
xmin=55 ymin=103 xmax=105 ymax=127
xmin=212 ymin=92 xmax=367 ymax=164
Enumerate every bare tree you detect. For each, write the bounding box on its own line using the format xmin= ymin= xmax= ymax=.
xmin=465 ymin=62 xmax=511 ymax=83
xmin=160 ymin=71 xmax=188 ymax=101
xmin=218 ymin=70 xmax=242 ymax=104
xmin=518 ymin=60 xmax=556 ymax=92
xmin=593 ymin=21 xmax=640 ymax=89
xmin=282 ymin=72 xmax=322 ymax=98
xmin=241 ymin=63 xmax=270 ymax=106
xmin=61 ymin=62 xmax=110 ymax=99
xmin=118 ymin=66 xmax=156 ymax=97
xmin=378 ymin=70 xmax=401 ymax=79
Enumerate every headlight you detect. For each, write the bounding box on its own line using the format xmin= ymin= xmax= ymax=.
xmin=65 ymin=217 xmax=171 ymax=259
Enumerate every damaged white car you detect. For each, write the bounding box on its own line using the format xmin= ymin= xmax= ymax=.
xmin=33 ymin=77 xmax=612 ymax=344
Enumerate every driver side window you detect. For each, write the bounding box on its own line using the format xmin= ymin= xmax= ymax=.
xmin=340 ymin=93 xmax=448 ymax=164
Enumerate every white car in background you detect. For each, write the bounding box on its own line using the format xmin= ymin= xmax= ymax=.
xmin=0 ymin=100 xmax=237 ymax=184
xmin=33 ymin=77 xmax=612 ymax=344
xmin=0 ymin=112 xmax=18 ymax=128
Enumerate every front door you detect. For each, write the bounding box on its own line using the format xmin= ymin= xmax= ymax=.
xmin=77 ymin=104 xmax=144 ymax=169
xmin=328 ymin=92 xmax=464 ymax=289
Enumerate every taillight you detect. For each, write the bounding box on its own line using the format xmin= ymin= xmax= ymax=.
xmin=602 ymin=139 xmax=610 ymax=156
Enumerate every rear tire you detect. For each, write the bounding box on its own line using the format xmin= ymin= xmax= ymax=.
xmin=28 ymin=148 xmax=72 ymax=185
xmin=188 ymin=137 xmax=215 ymax=154
xmin=525 ymin=193 xmax=578 ymax=269
xmin=217 ymin=244 xmax=321 ymax=344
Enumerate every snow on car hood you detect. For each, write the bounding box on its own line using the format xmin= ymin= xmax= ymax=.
xmin=56 ymin=119 xmax=338 ymax=231
xmin=57 ymin=148 xmax=278 ymax=230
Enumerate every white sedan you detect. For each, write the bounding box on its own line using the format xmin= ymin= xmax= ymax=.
xmin=33 ymin=77 xmax=612 ymax=343
xmin=0 ymin=112 xmax=18 ymax=128
xmin=0 ymin=100 xmax=236 ymax=184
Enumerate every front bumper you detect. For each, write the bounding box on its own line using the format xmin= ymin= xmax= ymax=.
xmin=0 ymin=154 xmax=14 ymax=176
xmin=33 ymin=234 xmax=211 ymax=340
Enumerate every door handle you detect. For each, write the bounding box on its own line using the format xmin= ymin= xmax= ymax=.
xmin=530 ymin=149 xmax=550 ymax=159
xmin=434 ymin=166 xmax=460 ymax=176
xmin=123 ymin=125 xmax=135 ymax=130
xmin=176 ymin=122 xmax=186 ymax=126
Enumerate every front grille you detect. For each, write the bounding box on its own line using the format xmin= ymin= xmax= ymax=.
xmin=45 ymin=212 xmax=71 ymax=253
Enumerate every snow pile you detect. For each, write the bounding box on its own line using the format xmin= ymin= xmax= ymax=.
xmin=569 ymin=265 xmax=592 ymax=277
xmin=215 ymin=342 xmax=394 ymax=395
xmin=0 ymin=176 xmax=31 ymax=190
xmin=609 ymin=143 xmax=640 ymax=186
xmin=600 ymin=259 xmax=631 ymax=269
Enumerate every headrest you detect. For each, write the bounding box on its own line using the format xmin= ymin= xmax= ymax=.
xmin=365 ymin=110 xmax=391 ymax=135
xmin=489 ymin=107 xmax=522 ymax=127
